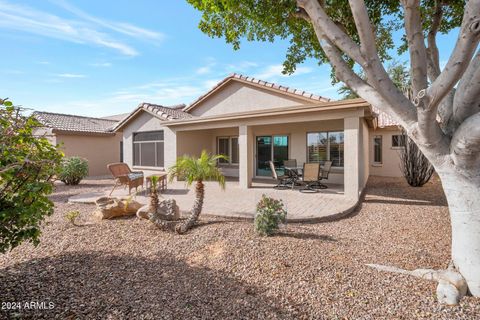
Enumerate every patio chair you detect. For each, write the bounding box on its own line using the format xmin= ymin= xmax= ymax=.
xmin=299 ymin=163 xmax=320 ymax=193
xmin=314 ymin=161 xmax=332 ymax=189
xmin=107 ymin=163 xmax=144 ymax=196
xmin=269 ymin=161 xmax=293 ymax=189
xmin=283 ymin=159 xmax=301 ymax=186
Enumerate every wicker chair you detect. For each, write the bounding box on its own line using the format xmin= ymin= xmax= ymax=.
xmin=299 ymin=163 xmax=320 ymax=193
xmin=107 ymin=163 xmax=144 ymax=196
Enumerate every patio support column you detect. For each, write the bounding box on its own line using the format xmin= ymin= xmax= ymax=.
xmin=164 ymin=127 xmax=177 ymax=179
xmin=344 ymin=117 xmax=360 ymax=200
xmin=239 ymin=125 xmax=253 ymax=189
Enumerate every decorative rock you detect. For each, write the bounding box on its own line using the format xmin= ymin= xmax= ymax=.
xmin=136 ymin=198 xmax=180 ymax=221
xmin=93 ymin=196 xmax=143 ymax=220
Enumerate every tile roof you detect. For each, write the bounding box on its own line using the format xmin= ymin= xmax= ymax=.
xmin=141 ymin=102 xmax=192 ymax=120
xmin=33 ymin=111 xmax=119 ymax=134
xmin=101 ymin=113 xmax=130 ymax=121
xmin=112 ymin=102 xmax=192 ymax=132
xmin=371 ymin=106 xmax=400 ymax=128
xmin=184 ymin=73 xmax=331 ymax=112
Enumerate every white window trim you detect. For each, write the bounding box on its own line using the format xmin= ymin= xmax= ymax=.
xmin=217 ymin=136 xmax=239 ymax=166
xmin=373 ymin=135 xmax=383 ymax=166
xmin=133 ymin=131 xmax=164 ymax=168
xmin=391 ymin=134 xmax=406 ymax=150
xmin=306 ymin=131 xmax=345 ymax=168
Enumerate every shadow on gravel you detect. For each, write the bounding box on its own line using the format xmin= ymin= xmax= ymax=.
xmin=276 ymin=232 xmax=337 ymax=242
xmin=0 ymin=252 xmax=297 ymax=319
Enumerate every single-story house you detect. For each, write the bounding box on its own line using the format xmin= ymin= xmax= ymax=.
xmin=33 ymin=111 xmax=124 ymax=176
xmin=113 ymin=73 xmax=405 ymax=200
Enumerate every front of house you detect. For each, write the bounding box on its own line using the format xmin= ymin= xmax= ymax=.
xmin=113 ymin=74 xmax=404 ymax=201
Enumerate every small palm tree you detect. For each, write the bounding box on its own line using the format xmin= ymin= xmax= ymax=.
xmin=168 ymin=150 xmax=227 ymax=234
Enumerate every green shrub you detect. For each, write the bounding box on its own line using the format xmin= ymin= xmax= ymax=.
xmin=254 ymin=194 xmax=287 ymax=236
xmin=0 ymin=99 xmax=63 ymax=253
xmin=58 ymin=157 xmax=88 ymax=185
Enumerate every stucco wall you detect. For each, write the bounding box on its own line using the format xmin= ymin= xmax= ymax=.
xmin=189 ymin=81 xmax=309 ymax=117
xmin=358 ymin=119 xmax=370 ymax=190
xmin=122 ymin=111 xmax=168 ymax=176
xmin=56 ymin=133 xmax=122 ymax=176
xmin=369 ymin=127 xmax=404 ymax=177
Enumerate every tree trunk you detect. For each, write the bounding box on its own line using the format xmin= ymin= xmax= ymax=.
xmin=176 ymin=180 xmax=204 ymax=234
xmin=437 ymin=169 xmax=480 ymax=296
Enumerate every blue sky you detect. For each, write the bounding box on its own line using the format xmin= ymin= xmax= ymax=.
xmin=0 ymin=0 xmax=459 ymax=117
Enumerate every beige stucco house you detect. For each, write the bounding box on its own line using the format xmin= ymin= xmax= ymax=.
xmin=33 ymin=112 xmax=124 ymax=176
xmin=113 ymin=74 xmax=405 ymax=201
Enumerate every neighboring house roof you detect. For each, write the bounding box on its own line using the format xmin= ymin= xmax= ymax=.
xmin=371 ymin=106 xmax=400 ymax=128
xmin=183 ymin=73 xmax=331 ymax=113
xmin=112 ymin=102 xmax=192 ymax=132
xmin=101 ymin=113 xmax=130 ymax=121
xmin=33 ymin=111 xmax=119 ymax=134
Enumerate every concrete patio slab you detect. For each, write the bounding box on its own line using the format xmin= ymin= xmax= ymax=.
xmin=68 ymin=179 xmax=358 ymax=222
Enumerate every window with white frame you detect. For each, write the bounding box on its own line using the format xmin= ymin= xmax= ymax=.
xmin=133 ymin=131 xmax=164 ymax=167
xmin=307 ymin=131 xmax=344 ymax=167
xmin=392 ymin=134 xmax=406 ymax=148
xmin=217 ymin=136 xmax=239 ymax=164
xmin=373 ymin=135 xmax=382 ymax=164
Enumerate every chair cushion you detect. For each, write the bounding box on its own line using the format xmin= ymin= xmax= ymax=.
xmin=127 ymin=172 xmax=144 ymax=181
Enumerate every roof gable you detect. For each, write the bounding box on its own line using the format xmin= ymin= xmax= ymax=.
xmin=112 ymin=102 xmax=191 ymax=132
xmin=184 ymin=74 xmax=331 ymax=117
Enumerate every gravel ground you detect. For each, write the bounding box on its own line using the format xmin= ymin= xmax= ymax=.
xmin=1 ymin=176 xmax=479 ymax=319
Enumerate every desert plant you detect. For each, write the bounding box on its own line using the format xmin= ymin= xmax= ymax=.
xmin=149 ymin=175 xmax=160 ymax=211
xmin=58 ymin=157 xmax=88 ymax=185
xmin=65 ymin=210 xmax=80 ymax=226
xmin=399 ymin=132 xmax=435 ymax=187
xmin=168 ymin=150 xmax=227 ymax=234
xmin=0 ymin=98 xmax=63 ymax=253
xmin=254 ymin=195 xmax=287 ymax=236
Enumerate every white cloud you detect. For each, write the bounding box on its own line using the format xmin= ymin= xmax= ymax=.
xmin=196 ymin=66 xmax=212 ymax=75
xmin=37 ymin=61 xmax=50 ymax=65
xmin=90 ymin=62 xmax=112 ymax=67
xmin=254 ymin=64 xmax=312 ymax=80
xmin=56 ymin=73 xmax=87 ymax=78
xmin=0 ymin=0 xmax=163 ymax=56
xmin=50 ymin=0 xmax=164 ymax=42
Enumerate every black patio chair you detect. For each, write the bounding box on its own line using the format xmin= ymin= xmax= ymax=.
xmin=269 ymin=161 xmax=293 ymax=189
xmin=313 ymin=161 xmax=332 ymax=189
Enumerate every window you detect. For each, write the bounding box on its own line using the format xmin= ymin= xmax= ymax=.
xmin=373 ymin=136 xmax=382 ymax=164
xmin=392 ymin=134 xmax=406 ymax=148
xmin=133 ymin=131 xmax=164 ymax=167
xmin=120 ymin=141 xmax=124 ymax=163
xmin=307 ymin=131 xmax=344 ymax=167
xmin=217 ymin=136 xmax=239 ymax=164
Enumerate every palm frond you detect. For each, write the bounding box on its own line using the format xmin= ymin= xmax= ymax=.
xmin=168 ymin=150 xmax=227 ymax=188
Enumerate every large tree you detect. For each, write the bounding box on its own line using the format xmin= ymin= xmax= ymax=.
xmin=187 ymin=0 xmax=480 ymax=303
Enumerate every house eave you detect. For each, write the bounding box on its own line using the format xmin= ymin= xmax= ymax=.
xmin=166 ymin=98 xmax=370 ymax=127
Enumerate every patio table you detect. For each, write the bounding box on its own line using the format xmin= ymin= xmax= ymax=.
xmin=146 ymin=173 xmax=168 ymax=192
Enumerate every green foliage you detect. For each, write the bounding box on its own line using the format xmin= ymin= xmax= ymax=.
xmin=65 ymin=210 xmax=80 ymax=226
xmin=0 ymin=98 xmax=63 ymax=253
xmin=187 ymin=0 xmax=464 ymax=83
xmin=168 ymin=150 xmax=227 ymax=188
xmin=58 ymin=156 xmax=88 ymax=185
xmin=254 ymin=195 xmax=287 ymax=236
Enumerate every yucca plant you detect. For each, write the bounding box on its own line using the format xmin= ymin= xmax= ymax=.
xmin=168 ymin=150 xmax=227 ymax=234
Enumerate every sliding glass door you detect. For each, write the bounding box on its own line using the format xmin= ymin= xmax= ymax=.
xmin=256 ymin=135 xmax=289 ymax=177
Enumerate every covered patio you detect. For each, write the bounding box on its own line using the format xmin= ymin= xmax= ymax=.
xmin=164 ymin=99 xmax=373 ymax=201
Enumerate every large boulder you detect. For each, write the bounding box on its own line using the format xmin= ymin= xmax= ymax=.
xmin=136 ymin=198 xmax=180 ymax=221
xmin=94 ymin=196 xmax=143 ymax=220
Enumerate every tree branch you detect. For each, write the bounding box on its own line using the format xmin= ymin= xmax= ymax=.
xmin=451 ymin=112 xmax=480 ymax=170
xmin=452 ymin=51 xmax=480 ymax=127
xmin=403 ymin=0 xmax=429 ymax=94
xmin=297 ymin=0 xmax=366 ymax=66
xmin=424 ymin=0 xmax=480 ymax=113
xmin=426 ymin=0 xmax=443 ymax=81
